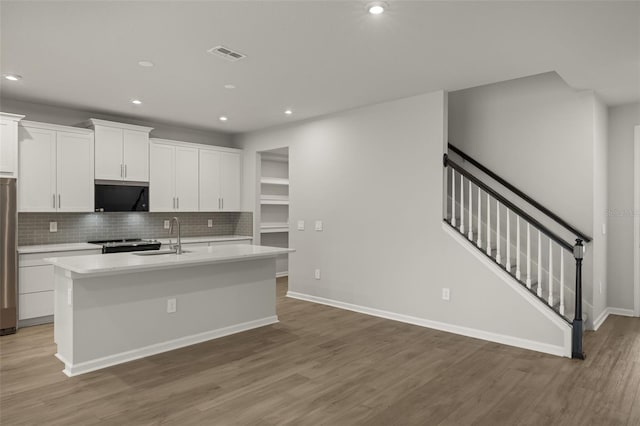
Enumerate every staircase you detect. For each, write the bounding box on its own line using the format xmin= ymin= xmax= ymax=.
xmin=443 ymin=144 xmax=592 ymax=359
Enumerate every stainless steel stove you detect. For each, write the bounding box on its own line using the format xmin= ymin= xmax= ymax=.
xmin=88 ymin=238 xmax=162 ymax=254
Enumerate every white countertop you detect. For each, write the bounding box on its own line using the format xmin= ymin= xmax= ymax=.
xmin=18 ymin=235 xmax=252 ymax=254
xmin=46 ymin=244 xmax=293 ymax=277
xmin=17 ymin=243 xmax=100 ymax=254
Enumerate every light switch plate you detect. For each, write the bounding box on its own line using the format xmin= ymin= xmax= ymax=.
xmin=164 ymin=220 xmax=170 ymax=229
xmin=315 ymin=220 xmax=323 ymax=231
xmin=297 ymin=220 xmax=305 ymax=231
xmin=442 ymin=288 xmax=451 ymax=301
xmin=167 ymin=298 xmax=177 ymax=313
xmin=208 ymin=219 xmax=213 ymax=228
xmin=49 ymin=222 xmax=57 ymax=232
xmin=314 ymin=269 xmax=321 ymax=280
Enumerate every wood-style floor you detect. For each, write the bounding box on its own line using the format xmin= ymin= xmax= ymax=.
xmin=1 ymin=278 xmax=639 ymax=425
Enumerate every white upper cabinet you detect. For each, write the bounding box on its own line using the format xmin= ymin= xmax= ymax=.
xmin=0 ymin=112 xmax=25 ymax=178
xmin=87 ymin=119 xmax=153 ymax=182
xmin=199 ymin=148 xmax=241 ymax=212
xmin=219 ymin=151 xmax=241 ymax=211
xmin=18 ymin=122 xmax=94 ymax=212
xmin=149 ymin=140 xmax=198 ymax=212
xmin=199 ymin=149 xmax=222 ymax=211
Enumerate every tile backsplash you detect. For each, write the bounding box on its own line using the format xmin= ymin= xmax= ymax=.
xmin=18 ymin=212 xmax=253 ymax=246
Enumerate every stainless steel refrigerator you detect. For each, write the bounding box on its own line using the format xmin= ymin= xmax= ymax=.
xmin=0 ymin=178 xmax=17 ymax=335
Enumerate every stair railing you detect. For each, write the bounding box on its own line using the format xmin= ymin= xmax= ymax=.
xmin=443 ymin=152 xmax=591 ymax=359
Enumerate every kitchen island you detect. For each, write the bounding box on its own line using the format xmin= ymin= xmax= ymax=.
xmin=46 ymin=244 xmax=292 ymax=376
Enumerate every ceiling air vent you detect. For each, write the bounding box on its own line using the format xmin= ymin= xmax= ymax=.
xmin=207 ymin=45 xmax=246 ymax=62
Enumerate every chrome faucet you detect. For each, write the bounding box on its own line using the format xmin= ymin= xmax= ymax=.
xmin=168 ymin=217 xmax=182 ymax=254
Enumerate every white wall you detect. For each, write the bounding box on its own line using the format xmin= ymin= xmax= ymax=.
xmin=448 ymin=72 xmax=601 ymax=322
xmin=592 ymin=97 xmax=608 ymax=320
xmin=607 ymin=102 xmax=640 ymax=312
xmin=0 ymin=97 xmax=233 ymax=147
xmin=236 ymin=91 xmax=569 ymax=353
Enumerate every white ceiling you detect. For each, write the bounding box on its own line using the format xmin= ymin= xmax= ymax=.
xmin=1 ymin=1 xmax=638 ymax=133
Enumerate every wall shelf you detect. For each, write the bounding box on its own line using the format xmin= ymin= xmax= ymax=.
xmin=260 ymin=223 xmax=289 ymax=233
xmin=260 ymin=177 xmax=289 ymax=186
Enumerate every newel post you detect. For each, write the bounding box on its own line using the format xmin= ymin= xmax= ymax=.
xmin=572 ymin=239 xmax=586 ymax=360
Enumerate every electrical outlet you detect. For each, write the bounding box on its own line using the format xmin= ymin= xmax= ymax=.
xmin=314 ymin=269 xmax=321 ymax=280
xmin=167 ymin=298 xmax=177 ymax=313
xmin=164 ymin=220 xmax=170 ymax=229
xmin=297 ymin=220 xmax=305 ymax=231
xmin=315 ymin=220 xmax=323 ymax=231
xmin=208 ymin=219 xmax=213 ymax=228
xmin=599 ymin=281 xmax=603 ymax=294
xmin=602 ymin=223 xmax=606 ymax=235
xmin=442 ymin=288 xmax=451 ymax=301
xmin=49 ymin=221 xmax=57 ymax=232
xmin=67 ymin=287 xmax=72 ymax=305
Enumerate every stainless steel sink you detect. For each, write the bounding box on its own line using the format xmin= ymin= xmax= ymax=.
xmin=132 ymin=249 xmax=192 ymax=256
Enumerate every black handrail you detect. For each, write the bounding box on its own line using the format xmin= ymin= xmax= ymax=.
xmin=445 ymin=155 xmax=574 ymax=252
xmin=448 ymin=143 xmax=592 ymax=243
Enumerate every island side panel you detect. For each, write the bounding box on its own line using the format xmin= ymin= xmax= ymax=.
xmin=68 ymin=258 xmax=277 ymax=373
xmin=53 ymin=267 xmax=74 ymax=366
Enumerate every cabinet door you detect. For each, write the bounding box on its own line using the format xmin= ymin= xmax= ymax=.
xmin=175 ymin=146 xmax=199 ymax=211
xmin=149 ymin=143 xmax=176 ymax=211
xmin=18 ymin=127 xmax=57 ymax=212
xmin=56 ymin=131 xmax=94 ymax=212
xmin=94 ymin=125 xmax=123 ymax=180
xmin=220 ymin=152 xmax=241 ymax=211
xmin=198 ymin=149 xmax=221 ymax=211
xmin=0 ymin=119 xmax=18 ymax=178
xmin=123 ymin=129 xmax=149 ymax=182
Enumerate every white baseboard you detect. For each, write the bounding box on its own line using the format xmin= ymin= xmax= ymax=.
xmin=592 ymin=309 xmax=609 ymax=331
xmin=60 ymin=316 xmax=279 ymax=377
xmin=592 ymin=307 xmax=637 ymax=331
xmin=287 ymin=291 xmax=569 ymax=358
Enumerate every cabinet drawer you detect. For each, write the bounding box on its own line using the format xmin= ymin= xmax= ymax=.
xmin=19 ymin=291 xmax=54 ymax=320
xmin=19 ymin=265 xmax=54 ymax=293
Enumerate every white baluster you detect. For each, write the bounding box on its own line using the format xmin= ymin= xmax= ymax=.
xmin=486 ymin=194 xmax=491 ymax=255
xmin=451 ymin=169 xmax=456 ymax=228
xmin=548 ymin=240 xmax=554 ymax=306
xmin=560 ymin=250 xmax=565 ymax=316
xmin=516 ymin=216 xmax=521 ymax=280
xmin=537 ymin=232 xmax=542 ymax=297
xmin=468 ymin=181 xmax=473 ymax=240
xmin=477 ymin=187 xmax=482 ymax=248
xmin=496 ymin=202 xmax=501 ymax=264
xmin=506 ymin=208 xmax=511 ymax=271
xmin=460 ymin=175 xmax=465 ymax=234
xmin=526 ymin=224 xmax=531 ymax=288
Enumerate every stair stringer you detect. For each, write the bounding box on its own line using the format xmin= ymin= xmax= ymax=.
xmin=443 ymin=222 xmax=572 ymax=357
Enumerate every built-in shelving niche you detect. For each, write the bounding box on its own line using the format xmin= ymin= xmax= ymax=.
xmin=258 ymin=148 xmax=289 ymax=277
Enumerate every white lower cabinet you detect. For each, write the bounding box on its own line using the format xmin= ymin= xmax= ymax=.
xmin=18 ymin=249 xmax=101 ymax=325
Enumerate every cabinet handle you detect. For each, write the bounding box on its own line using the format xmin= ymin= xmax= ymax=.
xmin=218 ymin=198 xmax=221 ymax=209
xmin=124 ymin=164 xmax=127 ymax=178
xmin=53 ymin=194 xmax=56 ymax=209
xmin=177 ymin=197 xmax=179 ymax=209
xmin=58 ymin=194 xmax=61 ymax=209
xmin=221 ymin=198 xmax=224 ymax=210
xmin=172 ymin=197 xmax=175 ymax=209
xmin=120 ymin=164 xmax=123 ymax=178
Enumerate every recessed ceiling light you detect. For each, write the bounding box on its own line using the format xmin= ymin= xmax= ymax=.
xmin=219 ymin=116 xmax=228 ymax=122
xmin=3 ymin=74 xmax=22 ymax=81
xmin=224 ymin=84 xmax=236 ymax=89
xmin=284 ymin=109 xmax=293 ymax=115
xmin=138 ymin=61 xmax=154 ymax=67
xmin=131 ymin=99 xmax=142 ymax=105
xmin=367 ymin=1 xmax=387 ymax=14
